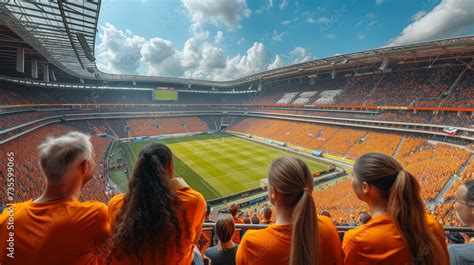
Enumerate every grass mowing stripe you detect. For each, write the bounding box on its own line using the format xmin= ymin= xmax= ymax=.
xmin=115 ymin=133 xmax=330 ymax=199
xmin=172 ymin=153 xmax=221 ymax=199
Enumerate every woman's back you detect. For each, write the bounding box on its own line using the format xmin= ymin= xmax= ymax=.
xmin=108 ymin=180 xmax=206 ymax=265
xmin=343 ymin=214 xmax=448 ymax=264
xmin=236 ymin=215 xmax=343 ymax=265
xmin=204 ymin=244 xmax=239 ymax=265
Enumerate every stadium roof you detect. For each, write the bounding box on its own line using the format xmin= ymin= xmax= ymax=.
xmin=0 ymin=1 xmax=100 ymax=80
xmin=0 ymin=1 xmax=473 ymax=89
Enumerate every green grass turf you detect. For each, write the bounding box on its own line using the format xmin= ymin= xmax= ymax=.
xmin=112 ymin=134 xmax=329 ymax=200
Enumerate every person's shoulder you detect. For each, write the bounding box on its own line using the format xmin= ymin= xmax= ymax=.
xmin=318 ymin=215 xmax=335 ymax=228
xmin=179 ymin=187 xmax=206 ymax=208
xmin=425 ymin=214 xmax=442 ymax=228
xmin=448 ymin=243 xmax=474 ymax=253
xmin=448 ymin=243 xmax=474 ymax=263
xmin=108 ymin=194 xmax=125 ymax=208
xmin=204 ymin=246 xmax=218 ymax=257
xmin=241 ymin=226 xmax=265 ymax=241
xmin=72 ymin=200 xmax=108 ymax=219
xmin=0 ymin=201 xmax=29 ymax=220
xmin=425 ymin=214 xmax=445 ymax=235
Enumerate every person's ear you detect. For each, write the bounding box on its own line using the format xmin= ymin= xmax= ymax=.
xmin=79 ymin=159 xmax=88 ymax=175
xmin=361 ymin=181 xmax=370 ymax=194
xmin=79 ymin=159 xmax=94 ymax=186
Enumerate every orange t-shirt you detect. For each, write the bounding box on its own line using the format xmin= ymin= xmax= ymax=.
xmin=0 ymin=199 xmax=110 ymax=265
xmin=107 ymin=185 xmax=206 ymax=265
xmin=236 ymin=216 xmax=343 ymax=265
xmin=342 ymin=214 xmax=449 ymax=265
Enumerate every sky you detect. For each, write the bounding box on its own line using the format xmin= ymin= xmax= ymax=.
xmin=95 ymin=0 xmax=474 ymax=81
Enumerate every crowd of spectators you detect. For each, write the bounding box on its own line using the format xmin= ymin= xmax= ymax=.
xmin=230 ymin=119 xmax=472 ymax=225
xmin=128 ymin=117 xmax=208 ymax=137
xmin=0 ymin=123 xmax=111 ymax=205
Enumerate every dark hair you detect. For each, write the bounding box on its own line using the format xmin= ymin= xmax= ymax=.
xmin=353 ymin=152 xmax=445 ymax=265
xmin=206 ymin=202 xmax=211 ymax=219
xmin=463 ymin=180 xmax=474 ymax=206
xmin=446 ymin=232 xmax=465 ymax=244
xmin=251 ymin=215 xmax=260 ymax=224
xmin=358 ymin=212 xmax=372 ymax=225
xmin=229 ymin=203 xmax=239 ymax=217
xmin=269 ymin=156 xmax=319 ymax=265
xmin=215 ymin=214 xmax=235 ymax=251
xmin=243 ymin=217 xmax=251 ymax=224
xmin=320 ymin=211 xmax=331 ymax=218
xmin=263 ymin=206 xmax=272 ymax=220
xmin=108 ymin=143 xmax=184 ymax=264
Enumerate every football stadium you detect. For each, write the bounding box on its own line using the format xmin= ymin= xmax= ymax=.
xmin=0 ymin=1 xmax=474 ymax=264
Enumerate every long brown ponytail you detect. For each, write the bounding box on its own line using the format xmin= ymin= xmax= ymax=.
xmin=107 ymin=143 xmax=184 ymax=264
xmin=268 ymin=156 xmax=319 ymax=265
xmin=353 ymin=152 xmax=445 ymax=265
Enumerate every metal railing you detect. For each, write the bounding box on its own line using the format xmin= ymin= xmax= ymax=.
xmin=203 ymin=222 xmax=473 ymax=233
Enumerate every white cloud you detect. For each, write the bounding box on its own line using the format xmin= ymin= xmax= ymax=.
xmin=357 ymin=33 xmax=365 ymax=40
xmin=388 ymin=0 xmax=474 ymax=46
xmin=268 ymin=54 xmax=284 ymax=70
xmin=216 ymin=42 xmax=272 ymax=80
xmin=181 ymin=0 xmax=251 ymax=32
xmin=289 ymin=47 xmax=313 ymax=63
xmin=281 ymin=17 xmax=298 ymax=25
xmin=97 ymin=22 xmax=320 ymax=80
xmin=214 ymin=30 xmax=224 ymax=45
xmin=307 ymin=16 xmax=330 ymax=24
xmin=279 ymin=0 xmax=288 ymax=10
xmin=272 ymin=29 xmax=287 ymax=42
xmin=96 ymin=23 xmax=146 ymax=74
xmin=190 ymin=24 xmax=210 ymax=40
xmin=411 ymin=10 xmax=427 ymax=21
xmin=376 ymin=0 xmax=384 ymax=5
xmin=256 ymin=0 xmax=273 ymax=13
xmin=141 ymin=38 xmax=183 ymax=77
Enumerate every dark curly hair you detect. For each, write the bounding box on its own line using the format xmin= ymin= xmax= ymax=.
xmin=107 ymin=143 xmax=185 ymax=264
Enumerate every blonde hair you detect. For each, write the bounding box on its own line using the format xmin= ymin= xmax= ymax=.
xmin=38 ymin=131 xmax=93 ymax=182
xmin=268 ymin=156 xmax=319 ymax=265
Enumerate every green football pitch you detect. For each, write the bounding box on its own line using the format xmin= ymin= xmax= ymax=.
xmin=109 ymin=134 xmax=329 ymax=200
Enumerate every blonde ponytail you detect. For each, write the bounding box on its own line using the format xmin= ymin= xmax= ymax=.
xmin=290 ymin=189 xmax=319 ymax=265
xmin=268 ymin=157 xmax=320 ymax=265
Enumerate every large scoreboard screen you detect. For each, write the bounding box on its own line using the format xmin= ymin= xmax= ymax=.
xmin=152 ymin=88 xmax=178 ymax=101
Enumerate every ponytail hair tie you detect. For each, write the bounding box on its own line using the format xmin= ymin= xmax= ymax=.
xmin=303 ymin=187 xmax=312 ymax=193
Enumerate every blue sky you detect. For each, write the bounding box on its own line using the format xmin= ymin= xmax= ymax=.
xmin=96 ymin=0 xmax=474 ymax=80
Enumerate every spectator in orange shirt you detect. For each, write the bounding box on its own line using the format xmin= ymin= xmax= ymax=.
xmin=0 ymin=132 xmax=110 ymax=265
xmin=107 ymin=143 xmax=206 ymax=265
xmin=236 ymin=156 xmax=343 ymax=265
xmin=343 ymin=152 xmax=448 ymax=265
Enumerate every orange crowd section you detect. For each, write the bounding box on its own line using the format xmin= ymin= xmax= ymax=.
xmin=229 ymin=118 xmax=473 ymax=225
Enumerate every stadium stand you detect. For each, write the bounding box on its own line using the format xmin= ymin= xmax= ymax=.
xmin=0 ymin=123 xmax=111 ymax=204
xmin=229 ymin=118 xmax=473 ymax=225
xmin=128 ymin=117 xmax=208 ymax=137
